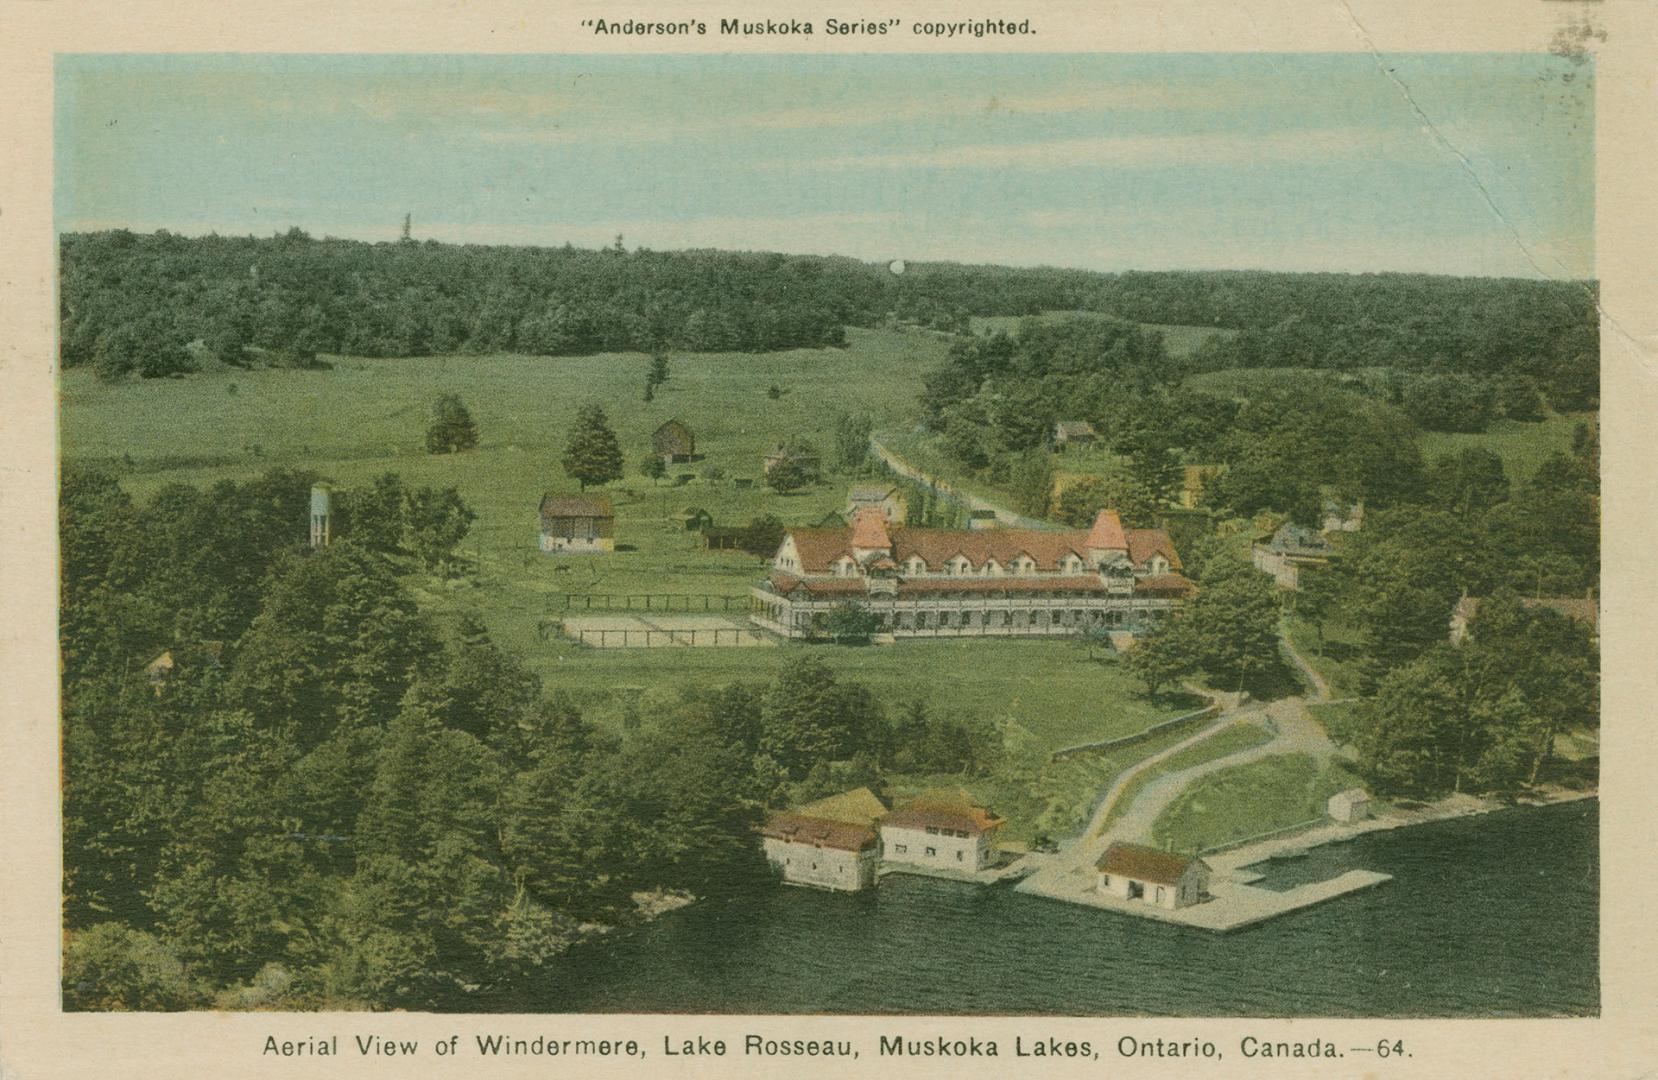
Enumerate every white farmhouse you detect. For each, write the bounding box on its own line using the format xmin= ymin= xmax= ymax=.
xmin=1096 ymin=842 xmax=1210 ymax=910
xmin=879 ymin=788 xmax=1003 ymax=872
xmin=759 ymin=787 xmax=887 ymax=892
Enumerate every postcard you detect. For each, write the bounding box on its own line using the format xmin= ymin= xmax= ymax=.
xmin=2 ymin=1 xmax=1654 ymax=1077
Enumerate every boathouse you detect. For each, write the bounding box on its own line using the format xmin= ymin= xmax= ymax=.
xmin=759 ymin=787 xmax=887 ymax=892
xmin=1096 ymin=842 xmax=1210 ymax=910
xmin=880 ymin=788 xmax=1004 ymax=872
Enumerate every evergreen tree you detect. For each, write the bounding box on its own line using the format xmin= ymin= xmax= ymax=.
xmin=425 ymin=394 xmax=479 ymax=454
xmin=561 ymin=403 xmax=624 ymax=490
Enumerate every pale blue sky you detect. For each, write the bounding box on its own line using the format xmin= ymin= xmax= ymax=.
xmin=56 ymin=54 xmax=1594 ymax=278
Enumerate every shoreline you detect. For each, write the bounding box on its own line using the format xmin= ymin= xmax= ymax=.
xmin=1215 ymin=785 xmax=1599 ymax=876
xmin=1014 ymin=785 xmax=1596 ymax=931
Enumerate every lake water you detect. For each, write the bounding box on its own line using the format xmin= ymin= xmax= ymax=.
xmin=506 ymin=799 xmax=1597 ymax=1017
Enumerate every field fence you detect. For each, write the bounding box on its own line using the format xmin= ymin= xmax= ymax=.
xmin=547 ymin=593 xmax=750 ymax=614
xmin=565 ymin=626 xmax=771 ymax=648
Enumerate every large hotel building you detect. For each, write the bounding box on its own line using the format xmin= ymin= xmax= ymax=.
xmin=751 ymin=507 xmax=1194 ymax=640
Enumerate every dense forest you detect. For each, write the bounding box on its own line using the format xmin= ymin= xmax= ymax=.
xmin=60 ymin=467 xmax=1000 ymax=1010
xmin=60 ymin=229 xmax=1596 ymax=400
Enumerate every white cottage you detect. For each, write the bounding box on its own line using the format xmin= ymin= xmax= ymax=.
xmin=1327 ymin=789 xmax=1371 ymax=823
xmin=879 ymin=788 xmax=1003 ymax=872
xmin=759 ymin=787 xmax=887 ymax=892
xmin=1096 ymin=842 xmax=1210 ymax=910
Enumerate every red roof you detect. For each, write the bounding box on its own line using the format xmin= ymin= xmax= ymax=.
xmin=1134 ymin=573 xmax=1197 ymax=597
xmin=881 ymin=789 xmax=1003 ymax=836
xmin=1126 ymin=529 xmax=1182 ymax=571
xmin=778 ymin=516 xmax=1182 ymax=577
xmin=850 ymin=507 xmax=892 ymax=550
xmin=760 ymin=811 xmax=878 ymax=853
xmin=1086 ymin=510 xmax=1128 ymax=552
xmin=1096 ymin=842 xmax=1206 ymax=884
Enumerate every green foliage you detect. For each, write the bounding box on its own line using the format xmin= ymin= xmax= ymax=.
xmin=639 ymin=453 xmax=667 ymax=483
xmin=425 ymin=394 xmax=479 ymax=454
xmin=1401 ymin=374 xmax=1497 ymax=434
xmin=1125 ymin=626 xmax=1198 ymax=700
xmin=832 ymin=411 xmax=874 ymax=472
xmin=1055 ymin=466 xmax=1158 ymax=528
xmin=64 ymin=924 xmax=205 ymax=1011
xmin=759 ymin=656 xmax=885 ymax=779
xmin=1180 ymin=556 xmax=1282 ymax=689
xmin=1008 ymin=449 xmax=1055 ymax=518
xmin=1352 ymin=592 xmax=1597 ymax=797
xmin=821 ymin=601 xmax=883 ymax=644
xmin=765 ymin=455 xmax=808 ymax=494
xmin=561 ymin=402 xmax=624 ymax=490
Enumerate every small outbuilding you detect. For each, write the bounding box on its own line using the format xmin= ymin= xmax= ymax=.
xmin=539 ymin=493 xmax=615 ymax=554
xmin=677 ymin=506 xmax=714 ymax=532
xmin=1053 ymin=420 xmax=1098 ymax=450
xmin=759 ymin=787 xmax=888 ymax=892
xmin=652 ymin=420 xmax=696 ymax=463
xmin=1327 ymin=789 xmax=1371 ymax=823
xmin=967 ymin=509 xmax=999 ymax=531
xmin=763 ymin=442 xmax=822 ymax=481
xmin=1096 ymin=842 xmax=1210 ymax=910
xmin=845 ymin=484 xmax=909 ymax=525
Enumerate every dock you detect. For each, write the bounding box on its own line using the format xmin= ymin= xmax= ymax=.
xmin=1015 ymin=854 xmax=1390 ymax=932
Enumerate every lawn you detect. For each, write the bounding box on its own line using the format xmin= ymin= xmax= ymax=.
xmin=1420 ymin=411 xmax=1592 ymax=485
xmin=1097 ymin=720 xmax=1275 ymax=834
xmin=61 ymin=327 xmax=948 ymax=648
xmin=60 ymin=328 xmax=1191 ymax=813
xmin=1150 ymin=752 xmax=1366 ymax=854
xmin=1283 ymin=614 xmax=1368 ymax=699
xmin=917 ymin=717 xmax=1213 ymax=848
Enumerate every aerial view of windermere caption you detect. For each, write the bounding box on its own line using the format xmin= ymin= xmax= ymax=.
xmin=56 ymin=52 xmax=1597 ymax=1017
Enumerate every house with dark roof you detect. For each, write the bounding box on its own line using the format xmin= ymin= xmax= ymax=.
xmin=1096 ymin=842 xmax=1210 ymax=909
xmin=880 ymin=789 xmax=1004 ymax=872
xmin=538 ymin=494 xmax=614 ymax=554
xmin=1251 ymin=522 xmax=1335 ymax=590
xmin=763 ymin=441 xmax=821 ymax=481
xmin=759 ymin=787 xmax=888 ymax=891
xmin=845 ymin=484 xmax=908 ymax=525
xmin=1052 ymin=420 xmax=1098 ymax=450
xmin=652 ymin=420 xmax=696 ymax=463
xmin=752 ymin=508 xmax=1192 ymax=640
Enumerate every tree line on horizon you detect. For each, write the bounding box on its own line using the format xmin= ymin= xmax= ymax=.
xmin=59 ymin=228 xmax=1596 ymax=388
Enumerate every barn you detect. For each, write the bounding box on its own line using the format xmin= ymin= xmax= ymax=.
xmin=652 ymin=420 xmax=696 ymax=463
xmin=539 ymin=494 xmax=615 ymax=554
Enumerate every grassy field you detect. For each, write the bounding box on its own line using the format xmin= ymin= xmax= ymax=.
xmin=60 ymin=326 xmax=1189 ymax=761
xmin=1150 ymin=752 xmax=1366 ymax=854
xmin=1284 ymin=614 xmax=1368 ymax=700
xmin=62 ymin=327 xmax=943 ymax=644
xmin=1097 ymin=720 xmax=1276 ymax=834
xmin=1420 ymin=412 xmax=1590 ymax=484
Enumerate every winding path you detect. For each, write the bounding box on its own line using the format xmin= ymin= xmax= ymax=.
xmin=1019 ymin=629 xmax=1345 ymax=895
xmin=868 ymin=435 xmax=1054 ymax=530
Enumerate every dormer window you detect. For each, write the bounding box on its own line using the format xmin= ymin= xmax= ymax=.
xmin=1012 ymin=555 xmax=1035 ymax=575
xmin=1063 ymin=554 xmax=1083 ymax=575
xmin=983 ymin=559 xmax=1003 ymax=576
xmin=1148 ymin=556 xmax=1168 ymax=574
xmin=949 ymin=555 xmax=973 ymax=576
xmin=905 ymin=556 xmax=927 ymax=576
xmin=834 ymin=556 xmax=857 ymax=577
